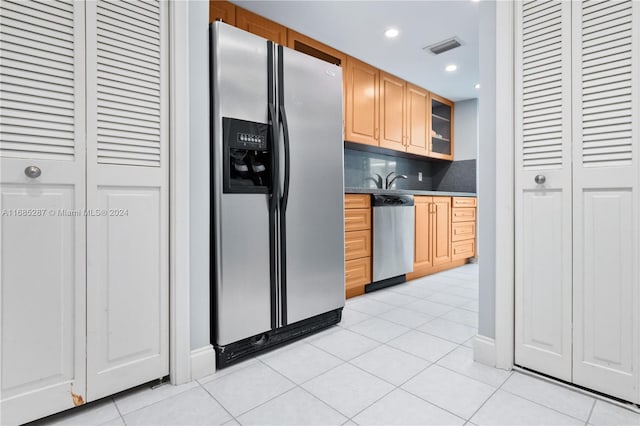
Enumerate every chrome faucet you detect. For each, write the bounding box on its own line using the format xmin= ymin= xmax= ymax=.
xmin=385 ymin=171 xmax=408 ymax=189
xmin=365 ymin=173 xmax=384 ymax=189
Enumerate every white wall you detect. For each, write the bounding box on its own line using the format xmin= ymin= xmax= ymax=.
xmin=477 ymin=0 xmax=496 ymax=340
xmin=189 ymin=0 xmax=210 ymax=350
xmin=454 ymin=98 xmax=478 ymax=161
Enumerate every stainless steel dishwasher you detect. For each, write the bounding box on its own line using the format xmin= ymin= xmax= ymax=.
xmin=371 ymin=194 xmax=415 ymax=290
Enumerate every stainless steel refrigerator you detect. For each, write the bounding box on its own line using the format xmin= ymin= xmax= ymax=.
xmin=210 ymin=22 xmax=345 ymax=368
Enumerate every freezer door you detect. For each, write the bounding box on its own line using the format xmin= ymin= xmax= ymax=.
xmin=279 ymin=47 xmax=345 ymax=324
xmin=212 ymin=22 xmax=273 ymax=345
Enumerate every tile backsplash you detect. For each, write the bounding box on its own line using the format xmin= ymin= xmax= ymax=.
xmin=344 ymin=148 xmax=476 ymax=193
xmin=344 ymin=148 xmax=433 ymax=190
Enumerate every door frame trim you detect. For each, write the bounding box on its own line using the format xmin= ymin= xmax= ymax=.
xmin=493 ymin=0 xmax=515 ymax=371
xmin=169 ymin=0 xmax=192 ymax=384
xmin=474 ymin=0 xmax=515 ymax=372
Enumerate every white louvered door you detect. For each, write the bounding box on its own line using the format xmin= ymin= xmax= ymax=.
xmin=0 ymin=1 xmax=87 ymax=424
xmin=516 ymin=0 xmax=639 ymax=404
xmin=85 ymin=0 xmax=169 ymax=400
xmin=571 ymin=0 xmax=638 ymax=403
xmin=515 ymin=0 xmax=573 ymax=382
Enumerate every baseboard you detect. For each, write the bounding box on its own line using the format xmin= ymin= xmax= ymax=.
xmin=473 ymin=335 xmax=496 ymax=367
xmin=406 ymin=259 xmax=467 ymax=281
xmin=190 ymin=345 xmax=216 ymax=380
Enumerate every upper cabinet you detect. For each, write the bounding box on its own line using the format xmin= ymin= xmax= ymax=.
xmin=209 ymin=3 xmax=456 ymax=161
xmin=210 ymin=0 xmax=236 ymax=25
xmin=429 ymin=94 xmax=454 ymax=160
xmin=287 ymin=30 xmax=346 ymax=67
xmin=379 ymin=72 xmax=406 ymax=151
xmin=345 ymin=57 xmax=379 ymax=146
xmin=405 ymin=83 xmax=429 ymax=156
xmin=236 ymin=8 xmax=287 ymax=45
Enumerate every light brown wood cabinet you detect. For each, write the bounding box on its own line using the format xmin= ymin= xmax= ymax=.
xmin=210 ymin=0 xmax=236 ymax=25
xmin=432 ymin=197 xmax=452 ymax=266
xmin=451 ymin=197 xmax=476 ymax=261
xmin=287 ymin=30 xmax=346 ymax=66
xmin=344 ymin=194 xmax=372 ymax=298
xmin=379 ymin=72 xmax=405 ymax=151
xmin=209 ymin=4 xmax=456 ymax=162
xmin=412 ymin=197 xmax=434 ymax=271
xmin=345 ymin=57 xmax=379 ymax=146
xmin=405 ymin=83 xmax=429 ymax=156
xmin=408 ymin=196 xmax=475 ymax=280
xmin=236 ymin=7 xmax=287 ymax=45
xmin=429 ymin=94 xmax=455 ymax=161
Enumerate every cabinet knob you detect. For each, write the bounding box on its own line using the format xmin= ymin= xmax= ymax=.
xmin=24 ymin=166 xmax=41 ymax=179
xmin=534 ymin=174 xmax=546 ymax=184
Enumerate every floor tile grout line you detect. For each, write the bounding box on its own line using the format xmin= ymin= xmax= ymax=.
xmin=252 ymin=357 xmax=350 ymax=422
xmin=201 ymin=358 xmax=296 ymax=422
xmin=586 ymin=399 xmax=597 ymax=424
xmin=110 ymin=396 xmax=126 ymax=425
xmin=198 ymin=380 xmax=242 ymax=425
xmin=498 ymin=381 xmax=595 ymax=423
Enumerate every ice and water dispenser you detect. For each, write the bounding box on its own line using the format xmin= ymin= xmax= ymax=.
xmin=222 ymin=117 xmax=272 ymax=193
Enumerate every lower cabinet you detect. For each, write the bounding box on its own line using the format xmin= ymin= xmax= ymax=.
xmin=407 ymin=196 xmax=476 ymax=280
xmin=344 ymin=194 xmax=372 ymax=298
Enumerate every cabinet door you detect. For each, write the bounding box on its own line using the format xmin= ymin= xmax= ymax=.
xmin=413 ymin=197 xmax=433 ymax=271
xmin=210 ymin=0 xmax=236 ymax=25
xmin=0 ymin=2 xmax=87 ymax=424
xmin=287 ymin=30 xmax=346 ymax=66
xmin=345 ymin=57 xmax=379 ymax=146
xmin=85 ymin=0 xmax=169 ymax=401
xmin=379 ymin=72 xmax=405 ymax=151
xmin=432 ymin=197 xmax=452 ymax=266
xmin=405 ymin=83 xmax=429 ymax=156
xmin=236 ymin=7 xmax=287 ymax=44
xmin=429 ymin=94 xmax=454 ymax=160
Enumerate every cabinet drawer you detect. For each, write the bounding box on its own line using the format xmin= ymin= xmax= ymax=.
xmin=453 ymin=197 xmax=477 ymax=208
xmin=452 ymin=207 xmax=476 ymax=222
xmin=345 ymin=194 xmax=371 ymax=209
xmin=452 ymin=222 xmax=476 ymax=242
xmin=345 ymin=230 xmax=371 ymax=260
xmin=452 ymin=239 xmax=475 ymax=260
xmin=345 ymin=208 xmax=371 ymax=231
xmin=345 ymin=257 xmax=371 ymax=298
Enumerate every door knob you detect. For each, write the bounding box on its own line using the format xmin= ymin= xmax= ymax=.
xmin=534 ymin=174 xmax=546 ymax=184
xmin=24 ymin=166 xmax=41 ymax=178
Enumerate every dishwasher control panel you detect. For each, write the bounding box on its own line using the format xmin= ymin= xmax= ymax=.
xmin=372 ymin=195 xmax=414 ymax=207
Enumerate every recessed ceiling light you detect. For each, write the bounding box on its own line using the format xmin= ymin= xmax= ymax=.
xmin=475 ymin=83 xmax=480 ymax=89
xmin=385 ymin=28 xmax=399 ymax=38
xmin=445 ymin=64 xmax=457 ymax=72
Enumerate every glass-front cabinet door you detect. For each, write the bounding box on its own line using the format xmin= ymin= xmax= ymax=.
xmin=430 ymin=94 xmax=454 ymax=160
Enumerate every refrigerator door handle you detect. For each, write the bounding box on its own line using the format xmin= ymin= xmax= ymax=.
xmin=267 ymin=102 xmax=279 ymax=329
xmin=279 ymin=104 xmax=291 ymax=212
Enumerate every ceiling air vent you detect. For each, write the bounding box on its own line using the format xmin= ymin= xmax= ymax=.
xmin=423 ymin=37 xmax=463 ymax=55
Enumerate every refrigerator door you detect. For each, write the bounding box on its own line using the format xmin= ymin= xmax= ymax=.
xmin=279 ymin=47 xmax=345 ymax=325
xmin=212 ymin=23 xmax=273 ymax=345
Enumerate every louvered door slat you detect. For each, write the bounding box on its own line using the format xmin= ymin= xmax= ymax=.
xmin=0 ymin=0 xmax=77 ymax=160
xmin=102 ymin=0 xmax=159 ymax=23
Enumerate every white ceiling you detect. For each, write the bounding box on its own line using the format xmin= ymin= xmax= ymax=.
xmin=231 ymin=1 xmax=480 ymax=102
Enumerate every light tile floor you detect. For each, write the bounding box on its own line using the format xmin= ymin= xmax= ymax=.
xmin=31 ymin=264 xmax=640 ymax=426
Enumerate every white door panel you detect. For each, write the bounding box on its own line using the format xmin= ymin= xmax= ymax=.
xmin=0 ymin=1 xmax=87 ymax=424
xmin=515 ymin=0 xmax=573 ymax=382
xmin=571 ymin=0 xmax=638 ymax=403
xmin=85 ymin=0 xmax=169 ymax=400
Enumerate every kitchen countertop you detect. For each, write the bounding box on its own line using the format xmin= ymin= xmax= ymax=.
xmin=344 ymin=187 xmax=477 ymax=197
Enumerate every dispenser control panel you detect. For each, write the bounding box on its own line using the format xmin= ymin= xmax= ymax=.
xmin=223 ymin=117 xmax=269 ymax=151
xmin=237 ymin=132 xmax=266 ymax=149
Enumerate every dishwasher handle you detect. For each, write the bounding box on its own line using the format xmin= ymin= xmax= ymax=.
xmin=372 ymin=194 xmax=414 ymax=207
